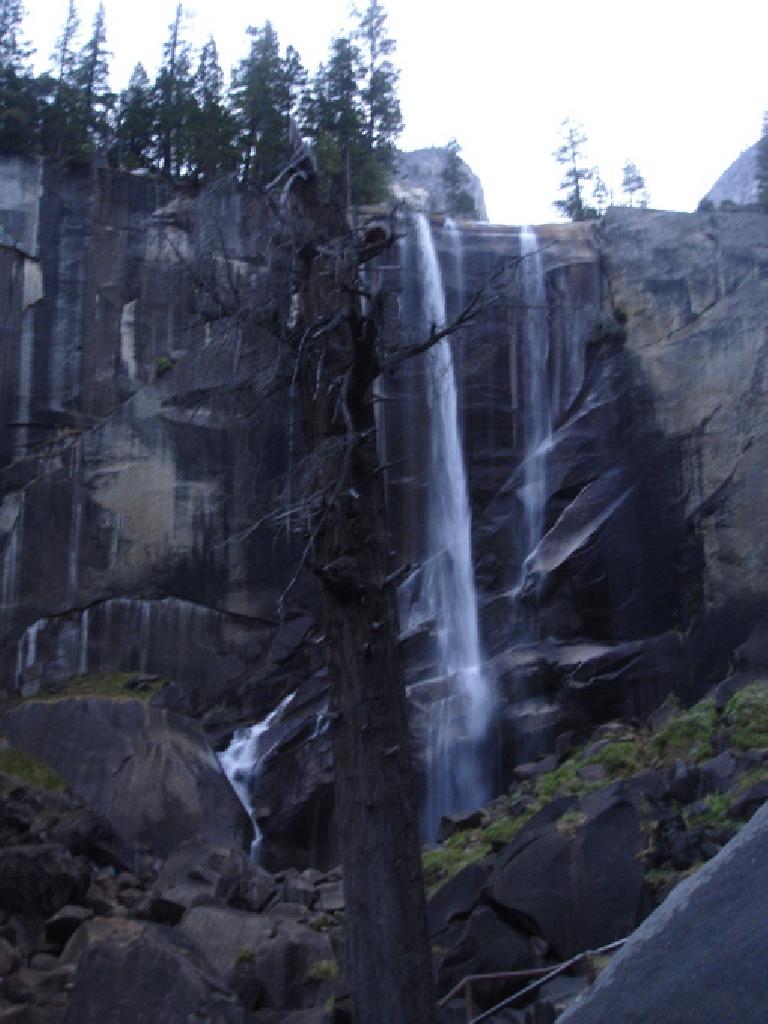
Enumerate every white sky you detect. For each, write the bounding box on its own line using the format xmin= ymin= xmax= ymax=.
xmin=26 ymin=0 xmax=768 ymax=224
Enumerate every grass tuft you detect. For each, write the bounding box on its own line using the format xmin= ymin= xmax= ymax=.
xmin=304 ymin=959 xmax=340 ymax=983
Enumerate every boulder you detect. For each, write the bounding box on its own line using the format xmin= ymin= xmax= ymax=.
xmin=62 ymin=921 xmax=246 ymax=1023
xmin=559 ymin=801 xmax=768 ymax=1023
xmin=435 ymin=904 xmax=535 ymax=998
xmin=0 ymin=845 xmax=89 ymax=916
xmin=148 ymin=839 xmax=260 ymax=924
xmin=437 ymin=810 xmax=483 ymax=843
xmin=427 ymin=862 xmax=489 ymax=938
xmin=698 ymin=751 xmax=738 ymax=794
xmin=727 ymin=781 xmax=768 ymax=821
xmin=314 ymin=880 xmax=344 ymax=914
xmin=3 ymin=698 xmax=251 ymax=856
xmin=44 ymin=905 xmax=93 ymax=945
xmin=0 ymin=937 xmax=22 ymax=976
xmin=59 ymin=917 xmax=139 ymax=966
xmin=179 ymin=906 xmax=335 ymax=1011
xmin=490 ymin=789 xmax=646 ymax=958
xmin=4 ymin=964 xmax=75 ymax=1006
xmin=48 ymin=807 xmax=134 ymax=871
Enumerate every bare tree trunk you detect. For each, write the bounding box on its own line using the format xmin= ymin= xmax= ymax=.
xmin=294 ymin=223 xmax=437 ymax=1024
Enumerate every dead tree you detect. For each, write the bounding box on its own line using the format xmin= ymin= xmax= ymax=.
xmin=283 ymin=193 xmax=437 ymax=1023
xmin=176 ymin=159 xmax=513 ymax=1022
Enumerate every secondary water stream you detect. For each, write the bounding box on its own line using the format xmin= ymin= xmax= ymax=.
xmin=518 ymin=226 xmax=552 ymax=567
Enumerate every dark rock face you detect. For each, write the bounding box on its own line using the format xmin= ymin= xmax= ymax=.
xmin=3 ymin=697 xmax=251 ymax=855
xmin=0 ymin=157 xmax=314 ymax=722
xmin=559 ymin=801 xmax=768 ymax=1024
xmin=2 ymin=155 xmax=768 ymax=868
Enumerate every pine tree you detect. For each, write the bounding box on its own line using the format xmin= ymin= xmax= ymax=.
xmin=352 ymin=0 xmax=402 ymax=200
xmin=44 ymin=0 xmax=85 ymax=158
xmin=154 ymin=2 xmax=194 ymax=177
xmin=75 ymin=2 xmax=113 ymax=153
xmin=301 ymin=35 xmax=365 ymax=205
xmin=756 ymin=113 xmax=768 ymax=212
xmin=0 ymin=0 xmax=31 ymax=70
xmin=230 ymin=21 xmax=304 ymax=185
xmin=621 ymin=160 xmax=647 ymax=207
xmin=114 ymin=62 xmax=154 ymax=169
xmin=188 ymin=37 xmax=236 ymax=182
xmin=52 ymin=0 xmax=79 ymax=90
xmin=553 ymin=118 xmax=597 ymax=221
xmin=0 ymin=0 xmax=37 ymax=154
xmin=592 ymin=174 xmax=609 ymax=216
xmin=442 ymin=138 xmax=477 ymax=217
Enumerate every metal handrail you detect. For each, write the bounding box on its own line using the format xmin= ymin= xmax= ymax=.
xmin=468 ymin=938 xmax=627 ymax=1023
xmin=436 ymin=937 xmax=627 ymax=1022
xmin=438 ymin=968 xmax=556 ymax=1010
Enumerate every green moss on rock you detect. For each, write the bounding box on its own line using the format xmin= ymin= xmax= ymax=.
xmin=55 ymin=672 xmax=163 ymax=701
xmin=726 ymin=683 xmax=768 ymax=751
xmin=422 ymin=839 xmax=490 ymax=893
xmin=650 ymin=699 xmax=715 ymax=763
xmin=0 ymin=745 xmax=66 ymax=791
xmin=587 ymin=739 xmax=642 ymax=775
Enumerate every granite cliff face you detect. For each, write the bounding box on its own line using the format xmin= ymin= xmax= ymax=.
xmin=394 ymin=146 xmax=488 ymax=218
xmin=0 ymin=158 xmax=314 ymax=732
xmin=703 ymin=142 xmax=758 ymax=206
xmin=1 ymin=156 xmax=768 ymax=866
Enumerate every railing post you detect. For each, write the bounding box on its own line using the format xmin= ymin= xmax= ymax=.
xmin=465 ymin=980 xmax=475 ymax=1021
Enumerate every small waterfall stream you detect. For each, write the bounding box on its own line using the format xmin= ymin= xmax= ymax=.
xmin=518 ymin=226 xmax=553 ymax=567
xmin=219 ymin=691 xmax=296 ymax=859
xmin=409 ymin=214 xmax=493 ymax=838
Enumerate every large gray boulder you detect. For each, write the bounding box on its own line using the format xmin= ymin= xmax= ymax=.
xmin=180 ymin=906 xmax=336 ymax=1012
xmin=560 ymin=800 xmax=768 ymax=1023
xmin=62 ymin=920 xmax=246 ymax=1024
xmin=3 ymin=697 xmax=251 ymax=855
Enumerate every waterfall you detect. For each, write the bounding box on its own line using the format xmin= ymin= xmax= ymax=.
xmin=1 ymin=494 xmax=24 ymax=631
xmin=68 ymin=444 xmax=82 ymax=598
xmin=410 ymin=214 xmax=492 ymax=838
xmin=218 ymin=691 xmax=296 ymax=859
xmin=518 ymin=227 xmax=552 ymax=566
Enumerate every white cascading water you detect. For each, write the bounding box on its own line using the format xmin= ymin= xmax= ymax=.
xmin=518 ymin=226 xmax=553 ymax=566
xmin=413 ymin=214 xmax=492 ymax=838
xmin=218 ymin=691 xmax=295 ymax=859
